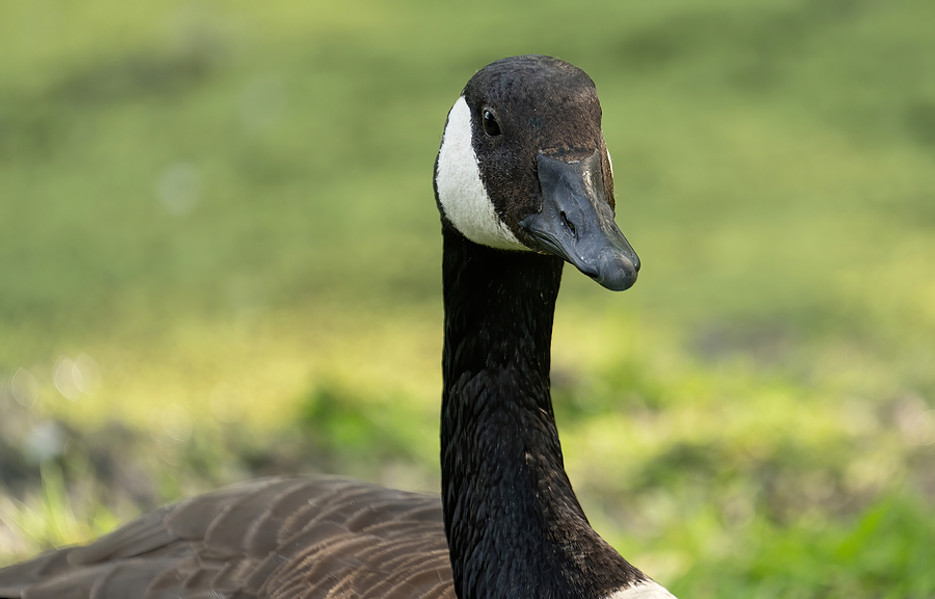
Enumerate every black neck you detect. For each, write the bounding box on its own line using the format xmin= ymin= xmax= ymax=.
xmin=439 ymin=228 xmax=644 ymax=599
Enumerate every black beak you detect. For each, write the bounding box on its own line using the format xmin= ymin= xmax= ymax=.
xmin=519 ymin=151 xmax=640 ymax=291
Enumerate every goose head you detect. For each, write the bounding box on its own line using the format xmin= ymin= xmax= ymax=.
xmin=434 ymin=54 xmax=640 ymax=291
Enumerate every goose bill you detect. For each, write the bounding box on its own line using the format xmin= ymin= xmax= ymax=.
xmin=520 ymin=151 xmax=640 ymax=291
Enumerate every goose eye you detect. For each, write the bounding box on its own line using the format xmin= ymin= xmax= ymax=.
xmin=482 ymin=110 xmax=501 ymax=136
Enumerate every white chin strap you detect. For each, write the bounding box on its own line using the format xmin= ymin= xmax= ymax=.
xmin=435 ymin=97 xmax=527 ymax=250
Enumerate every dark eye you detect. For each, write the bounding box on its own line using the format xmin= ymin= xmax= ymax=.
xmin=482 ymin=110 xmax=501 ymax=136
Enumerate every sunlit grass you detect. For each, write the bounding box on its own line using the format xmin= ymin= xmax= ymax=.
xmin=0 ymin=463 xmax=121 ymax=562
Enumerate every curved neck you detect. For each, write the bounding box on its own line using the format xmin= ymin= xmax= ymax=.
xmin=439 ymin=228 xmax=644 ymax=599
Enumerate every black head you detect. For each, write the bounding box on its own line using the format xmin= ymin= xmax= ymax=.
xmin=434 ymin=55 xmax=640 ymax=291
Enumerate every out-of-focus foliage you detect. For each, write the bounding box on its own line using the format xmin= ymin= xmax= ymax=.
xmin=1 ymin=1 xmax=933 ymax=597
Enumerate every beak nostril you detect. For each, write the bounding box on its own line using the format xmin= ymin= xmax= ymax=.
xmin=559 ymin=211 xmax=576 ymax=236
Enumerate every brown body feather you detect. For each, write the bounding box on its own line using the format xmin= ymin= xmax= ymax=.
xmin=0 ymin=477 xmax=454 ymax=599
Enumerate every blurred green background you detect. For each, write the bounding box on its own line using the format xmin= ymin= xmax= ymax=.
xmin=1 ymin=0 xmax=934 ymax=596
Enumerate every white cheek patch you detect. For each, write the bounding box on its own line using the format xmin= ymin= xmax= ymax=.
xmin=605 ymin=580 xmax=677 ymax=599
xmin=435 ymin=97 xmax=527 ymax=251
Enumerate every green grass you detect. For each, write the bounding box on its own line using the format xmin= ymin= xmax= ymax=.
xmin=1 ymin=0 xmax=934 ymax=597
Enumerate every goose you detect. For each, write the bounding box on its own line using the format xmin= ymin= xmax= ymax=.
xmin=0 ymin=55 xmax=676 ymax=599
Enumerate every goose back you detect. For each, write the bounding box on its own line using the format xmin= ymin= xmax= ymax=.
xmin=0 ymin=477 xmax=454 ymax=599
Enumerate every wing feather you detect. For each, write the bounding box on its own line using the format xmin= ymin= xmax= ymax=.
xmin=0 ymin=476 xmax=455 ymax=599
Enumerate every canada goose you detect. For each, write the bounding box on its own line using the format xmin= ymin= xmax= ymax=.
xmin=0 ymin=55 xmax=676 ymax=599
